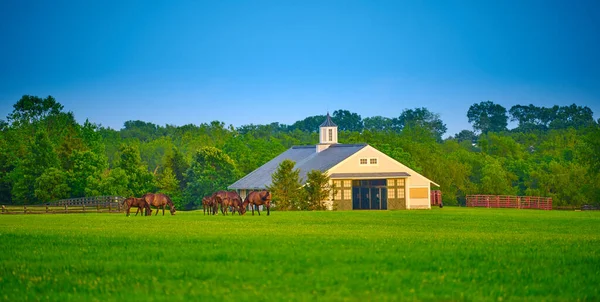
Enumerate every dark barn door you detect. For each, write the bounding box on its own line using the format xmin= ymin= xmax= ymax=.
xmin=352 ymin=180 xmax=388 ymax=210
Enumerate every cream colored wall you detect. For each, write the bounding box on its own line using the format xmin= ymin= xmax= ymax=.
xmin=408 ymin=186 xmax=431 ymax=209
xmin=408 ymin=198 xmax=430 ymax=209
xmin=328 ymin=146 xmax=432 ymax=187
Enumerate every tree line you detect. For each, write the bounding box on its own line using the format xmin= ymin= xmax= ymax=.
xmin=0 ymin=95 xmax=598 ymax=209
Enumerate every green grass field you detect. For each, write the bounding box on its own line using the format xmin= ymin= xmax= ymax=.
xmin=0 ymin=208 xmax=598 ymax=301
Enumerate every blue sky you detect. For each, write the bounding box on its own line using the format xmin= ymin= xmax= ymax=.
xmin=1 ymin=0 xmax=599 ymax=137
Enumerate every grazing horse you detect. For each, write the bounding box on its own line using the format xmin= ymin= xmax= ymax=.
xmin=241 ymin=190 xmax=271 ymax=216
xmin=202 ymin=196 xmax=215 ymax=215
xmin=211 ymin=191 xmax=243 ymax=215
xmin=123 ymin=197 xmax=151 ymax=217
xmin=143 ymin=193 xmax=176 ymax=216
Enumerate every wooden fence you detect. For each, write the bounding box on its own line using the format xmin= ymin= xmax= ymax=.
xmin=1 ymin=196 xmax=125 ymax=214
xmin=466 ymin=195 xmax=552 ymax=210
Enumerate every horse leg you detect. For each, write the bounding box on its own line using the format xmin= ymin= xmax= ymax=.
xmin=251 ymin=204 xmax=254 ymax=216
xmin=267 ymin=204 xmax=270 ymax=216
xmin=162 ymin=205 xmax=165 ymax=216
xmin=257 ymin=204 xmax=261 ymax=216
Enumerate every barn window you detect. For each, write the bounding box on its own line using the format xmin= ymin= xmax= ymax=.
xmin=370 ymin=158 xmax=378 ymax=165
xmin=360 ymin=158 xmax=368 ymax=165
xmin=328 ymin=129 xmax=333 ymax=141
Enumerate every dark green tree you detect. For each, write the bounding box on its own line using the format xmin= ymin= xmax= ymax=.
xmin=393 ymin=108 xmax=447 ymax=141
xmin=267 ymin=159 xmax=303 ymax=210
xmin=289 ymin=115 xmax=326 ymax=133
xmin=7 ymin=95 xmax=63 ymax=126
xmin=467 ymin=101 xmax=508 ymax=134
xmin=164 ymin=147 xmax=189 ymax=191
xmin=304 ymin=170 xmax=332 ymax=210
xmin=453 ymin=130 xmax=477 ymax=143
xmin=11 ymin=128 xmax=59 ymax=204
xmin=68 ymin=150 xmax=108 ymax=197
xmin=183 ymin=147 xmax=240 ymax=209
xmin=363 ymin=116 xmax=394 ymax=131
xmin=332 ymin=110 xmax=363 ymax=132
xmin=156 ymin=167 xmax=182 ymax=209
xmin=117 ymin=144 xmax=154 ymax=196
xmin=34 ymin=168 xmax=70 ymax=202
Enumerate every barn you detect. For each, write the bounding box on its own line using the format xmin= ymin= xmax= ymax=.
xmin=228 ymin=113 xmax=439 ymax=210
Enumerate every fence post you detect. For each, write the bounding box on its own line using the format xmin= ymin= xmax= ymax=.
xmin=1 ymin=205 xmax=5 ymax=213
xmin=24 ymin=205 xmax=27 ymax=214
xmin=46 ymin=205 xmax=49 ymax=213
xmin=109 ymin=202 xmax=112 ymax=212
xmin=65 ymin=204 xmax=68 ymax=213
xmin=83 ymin=204 xmax=86 ymax=213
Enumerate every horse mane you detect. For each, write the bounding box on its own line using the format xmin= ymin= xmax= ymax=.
xmin=164 ymin=194 xmax=174 ymax=207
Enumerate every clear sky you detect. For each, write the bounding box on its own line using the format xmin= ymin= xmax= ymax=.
xmin=1 ymin=0 xmax=599 ymax=137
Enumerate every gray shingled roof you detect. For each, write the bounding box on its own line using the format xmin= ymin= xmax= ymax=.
xmin=320 ymin=113 xmax=337 ymax=127
xmin=228 ymin=144 xmax=366 ymax=190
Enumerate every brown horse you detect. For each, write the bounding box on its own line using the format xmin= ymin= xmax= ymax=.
xmin=202 ymin=195 xmax=215 ymax=215
xmin=212 ymin=191 xmax=243 ymax=215
xmin=241 ymin=190 xmax=271 ymax=216
xmin=123 ymin=197 xmax=151 ymax=217
xmin=143 ymin=193 xmax=176 ymax=216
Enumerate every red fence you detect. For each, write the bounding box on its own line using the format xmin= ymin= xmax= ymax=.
xmin=466 ymin=195 xmax=552 ymax=210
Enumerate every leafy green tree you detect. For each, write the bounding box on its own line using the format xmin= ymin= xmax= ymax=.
xmin=289 ymin=115 xmax=326 ymax=133
xmin=268 ymin=159 xmax=303 ymax=210
xmin=452 ymin=130 xmax=477 ymax=143
xmin=549 ymin=104 xmax=596 ymax=130
xmin=332 ymin=110 xmax=363 ymax=132
xmin=34 ymin=168 xmax=70 ymax=202
xmin=86 ymin=168 xmax=131 ymax=197
xmin=183 ymin=147 xmax=240 ymax=209
xmin=68 ymin=150 xmax=108 ymax=197
xmin=156 ymin=167 xmax=182 ymax=209
xmin=117 ymin=144 xmax=154 ymax=196
xmin=121 ymin=120 xmax=165 ymax=142
xmin=467 ymin=101 xmax=508 ymax=134
xmin=363 ymin=116 xmax=394 ymax=131
xmin=164 ymin=147 xmax=189 ymax=191
xmin=394 ymin=108 xmax=447 ymax=141
xmin=11 ymin=128 xmax=59 ymax=204
xmin=480 ymin=159 xmax=517 ymax=195
xmin=304 ymin=170 xmax=332 ymax=210
xmin=7 ymin=95 xmax=63 ymax=126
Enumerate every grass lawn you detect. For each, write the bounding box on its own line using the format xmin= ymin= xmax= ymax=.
xmin=0 ymin=207 xmax=598 ymax=301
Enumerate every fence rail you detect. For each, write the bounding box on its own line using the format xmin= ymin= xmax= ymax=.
xmin=466 ymin=195 xmax=552 ymax=210
xmin=1 ymin=196 xmax=125 ymax=214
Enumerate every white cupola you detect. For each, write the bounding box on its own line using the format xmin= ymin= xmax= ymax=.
xmin=316 ymin=112 xmax=338 ymax=153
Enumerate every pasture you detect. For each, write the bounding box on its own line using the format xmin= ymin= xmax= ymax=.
xmin=0 ymin=208 xmax=598 ymax=301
